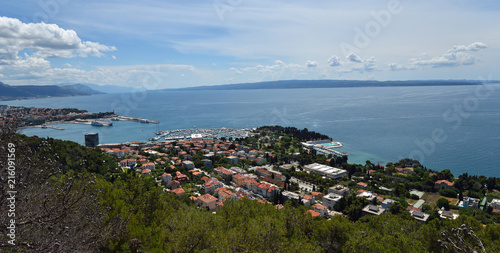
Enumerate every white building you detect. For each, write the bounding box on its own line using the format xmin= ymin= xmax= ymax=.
xmin=323 ymin=193 xmax=343 ymax=210
xmin=489 ymin=199 xmax=500 ymax=209
xmin=362 ymin=204 xmax=386 ymax=216
xmin=183 ymin=160 xmax=195 ymax=170
xmin=328 ymin=185 xmax=350 ymax=197
xmin=304 ymin=163 xmax=347 ymax=179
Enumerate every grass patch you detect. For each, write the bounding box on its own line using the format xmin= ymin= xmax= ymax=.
xmin=422 ymin=192 xmax=459 ymax=207
xmin=406 ymin=199 xmax=418 ymax=205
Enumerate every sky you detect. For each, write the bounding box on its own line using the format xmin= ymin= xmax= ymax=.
xmin=0 ymin=0 xmax=499 ymax=89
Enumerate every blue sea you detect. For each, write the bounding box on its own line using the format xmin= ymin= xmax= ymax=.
xmin=3 ymin=84 xmax=500 ymax=178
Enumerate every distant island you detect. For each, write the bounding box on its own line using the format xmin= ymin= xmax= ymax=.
xmin=169 ymin=79 xmax=488 ymax=91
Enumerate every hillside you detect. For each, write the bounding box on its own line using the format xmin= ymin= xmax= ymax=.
xmin=0 ymin=82 xmax=104 ymax=101
xmin=57 ymin=83 xmax=133 ymax=94
xmin=170 ymin=79 xmax=484 ymax=91
xmin=1 ymin=121 xmax=499 ymax=252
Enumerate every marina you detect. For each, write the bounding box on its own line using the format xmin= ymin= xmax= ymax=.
xmin=151 ymin=128 xmax=255 ymax=142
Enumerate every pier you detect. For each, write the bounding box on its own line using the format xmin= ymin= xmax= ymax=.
xmin=314 ymin=146 xmax=348 ymax=157
xmin=37 ymin=125 xmax=64 ymax=130
xmin=113 ymin=116 xmax=159 ymax=124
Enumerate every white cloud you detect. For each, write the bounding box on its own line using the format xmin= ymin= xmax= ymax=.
xmin=0 ymin=16 xmax=116 ymax=63
xmin=389 ymin=63 xmax=408 ymax=71
xmin=410 ymin=43 xmax=486 ymax=68
xmin=448 ymin=42 xmax=487 ymax=53
xmin=306 ymin=60 xmax=318 ymax=68
xmin=346 ymin=52 xmax=362 ymax=63
xmin=327 ymin=55 xmax=341 ymax=66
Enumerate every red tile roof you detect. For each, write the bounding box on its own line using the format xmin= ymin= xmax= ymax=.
xmin=313 ymin=203 xmax=327 ymax=210
xmin=306 ymin=209 xmax=321 ymax=217
xmin=198 ymin=194 xmax=217 ymax=203
xmin=435 ymin=180 xmax=454 ymax=186
xmin=171 ymin=188 xmax=185 ymax=195
xmin=407 ymin=206 xmax=422 ymax=212
xmin=357 ymin=182 xmax=368 ymax=187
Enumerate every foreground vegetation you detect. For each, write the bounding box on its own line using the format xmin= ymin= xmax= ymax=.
xmin=1 ymin=121 xmax=500 ymax=252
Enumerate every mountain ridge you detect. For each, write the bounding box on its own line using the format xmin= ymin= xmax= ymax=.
xmin=166 ymin=79 xmax=487 ymax=91
xmin=0 ymin=82 xmax=104 ymax=101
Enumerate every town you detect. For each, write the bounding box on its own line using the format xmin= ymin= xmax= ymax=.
xmin=94 ymin=126 xmax=500 ymax=224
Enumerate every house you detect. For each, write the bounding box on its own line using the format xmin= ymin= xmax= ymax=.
xmin=168 ymin=180 xmax=180 ymax=190
xmin=256 ymin=168 xmax=272 ymax=177
xmin=242 ymin=178 xmax=259 ymax=191
xmin=120 ymin=158 xmax=136 ymax=168
xmin=161 ymin=173 xmax=172 ymax=184
xmin=409 ymin=210 xmax=430 ymax=223
xmin=282 ymin=191 xmax=300 ymax=203
xmin=322 ymin=193 xmax=343 ymax=210
xmin=171 ymin=188 xmax=185 ymax=196
xmin=357 ymin=182 xmax=368 ymax=188
xmin=175 ymin=171 xmax=189 ymax=182
xmin=313 ymin=203 xmax=328 ymax=217
xmin=435 ymin=180 xmax=454 ymax=189
xmin=215 ymin=187 xmax=236 ymax=201
xmin=215 ymin=167 xmax=235 ymax=179
xmin=204 ymin=178 xmax=223 ymax=194
xmin=301 ymin=194 xmax=314 ymax=206
xmin=407 ymin=206 xmax=422 ymax=212
xmin=463 ymin=197 xmax=480 ymax=208
xmin=306 ymin=209 xmax=322 ymax=217
xmin=362 ymin=204 xmax=386 ymax=216
xmin=232 ymin=174 xmax=246 ymax=187
xmin=395 ymin=167 xmax=415 ymax=174
xmin=201 ymin=159 xmax=213 ymax=168
xmin=141 ymin=169 xmax=151 ymax=176
xmin=357 ymin=190 xmax=376 ymax=202
xmin=271 ymin=172 xmax=287 ymax=181
xmin=182 ymin=160 xmax=195 ymax=170
xmin=439 ymin=210 xmax=459 ymax=220
xmin=328 ymin=185 xmax=350 ymax=197
xmin=226 ymin=156 xmax=238 ymax=164
xmin=197 ymin=194 xmax=217 ymax=211
xmin=256 ymin=182 xmax=277 ymax=198
xmin=311 ymin=191 xmax=323 ymax=200
xmin=489 ymin=199 xmax=500 ymax=209
xmin=141 ymin=162 xmax=155 ymax=171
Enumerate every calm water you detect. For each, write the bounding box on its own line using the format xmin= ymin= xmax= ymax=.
xmin=4 ymin=84 xmax=500 ymax=177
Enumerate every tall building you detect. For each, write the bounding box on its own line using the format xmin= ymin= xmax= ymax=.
xmin=85 ymin=133 xmax=99 ymax=147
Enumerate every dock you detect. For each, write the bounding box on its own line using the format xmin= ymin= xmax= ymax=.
xmin=36 ymin=125 xmax=65 ymax=130
xmin=113 ymin=116 xmax=159 ymax=124
xmin=315 ymin=146 xmax=348 ymax=157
